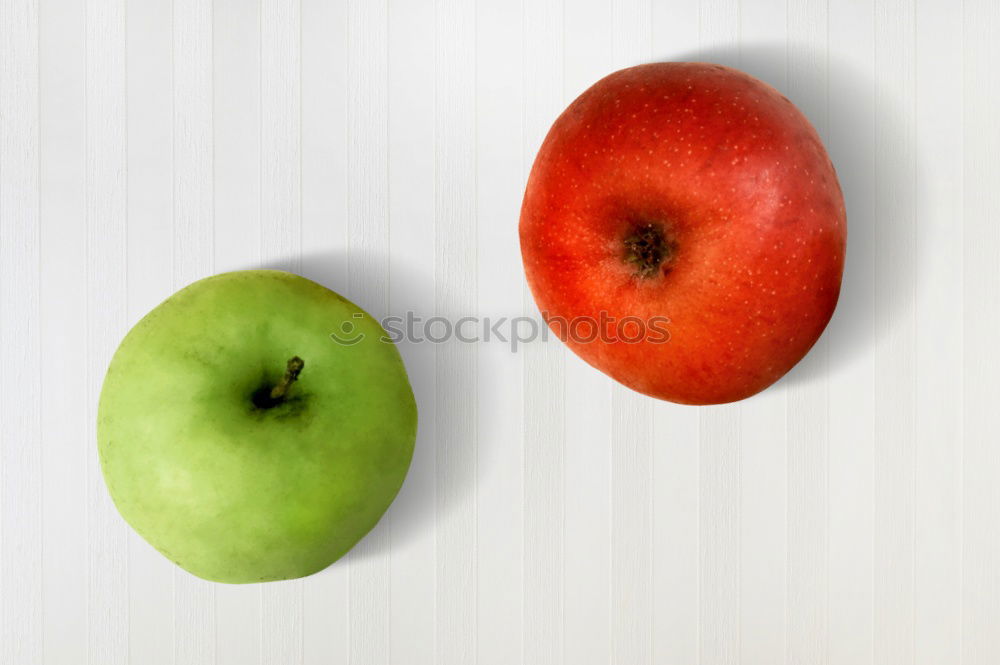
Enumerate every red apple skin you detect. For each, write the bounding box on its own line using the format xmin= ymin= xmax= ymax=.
xmin=520 ymin=63 xmax=846 ymax=405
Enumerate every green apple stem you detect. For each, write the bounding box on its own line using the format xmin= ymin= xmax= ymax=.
xmin=269 ymin=356 xmax=305 ymax=402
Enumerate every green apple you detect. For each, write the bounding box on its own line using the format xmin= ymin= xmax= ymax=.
xmin=97 ymin=270 xmax=417 ymax=583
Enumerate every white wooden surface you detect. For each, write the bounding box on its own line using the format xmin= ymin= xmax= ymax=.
xmin=0 ymin=0 xmax=995 ymax=663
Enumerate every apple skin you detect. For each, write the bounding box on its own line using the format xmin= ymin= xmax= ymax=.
xmin=520 ymin=63 xmax=846 ymax=404
xmin=98 ymin=270 xmax=417 ymax=583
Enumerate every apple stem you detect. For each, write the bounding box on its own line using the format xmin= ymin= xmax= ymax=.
xmin=269 ymin=356 xmax=305 ymax=402
xmin=623 ymin=223 xmax=675 ymax=278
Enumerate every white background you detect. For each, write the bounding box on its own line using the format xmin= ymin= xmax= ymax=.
xmin=1 ymin=0 xmax=996 ymax=663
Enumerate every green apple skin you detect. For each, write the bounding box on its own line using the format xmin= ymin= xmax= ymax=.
xmin=98 ymin=270 xmax=417 ymax=583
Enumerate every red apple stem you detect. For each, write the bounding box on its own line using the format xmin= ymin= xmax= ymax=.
xmin=269 ymin=356 xmax=305 ymax=402
xmin=623 ymin=222 xmax=675 ymax=278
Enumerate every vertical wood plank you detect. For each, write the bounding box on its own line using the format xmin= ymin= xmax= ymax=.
xmin=435 ymin=0 xmax=477 ymax=663
xmin=86 ymin=0 xmax=131 ymax=662
xmin=913 ymin=0 xmax=963 ymax=663
xmin=124 ymin=0 xmax=173 ymax=660
xmin=698 ymin=2 xmax=742 ymax=664
xmin=475 ymin=0 xmax=524 ymax=663
xmin=610 ymin=386 xmax=653 ymax=665
xmin=301 ymin=0 xmax=350 ymax=662
xmin=608 ymin=3 xmax=653 ymax=663
xmin=259 ymin=0 xmax=303 ymax=662
xmin=699 ymin=404 xmax=741 ymax=665
xmin=652 ymin=391 xmax=701 ymax=665
xmin=300 ymin=0 xmax=348 ymax=292
xmin=213 ymin=1 xmax=263 ymax=661
xmin=962 ymin=1 xmax=1000 ymax=663
xmin=786 ymin=1 xmax=830 ymax=663
xmin=873 ymin=1 xmax=917 ymax=664
xmin=39 ymin=0 xmax=90 ymax=657
xmin=173 ymin=0 xmax=215 ymax=283
xmin=0 ymin=0 xmax=42 ymax=662
xmin=260 ymin=0 xmax=302 ymax=272
xmin=214 ymin=0 xmax=261 ymax=274
xmin=387 ymin=1 xmax=436 ymax=663
xmin=651 ymin=395 xmax=701 ymax=665
xmin=562 ymin=1 xmax=612 ymax=664
xmin=650 ymin=3 xmax=702 ymax=664
xmin=522 ymin=0 xmax=564 ymax=663
xmin=172 ymin=0 xmax=217 ymax=662
xmin=346 ymin=0 xmax=392 ymax=662
xmin=826 ymin=0 xmax=877 ymax=662
xmin=347 ymin=0 xmax=388 ymax=317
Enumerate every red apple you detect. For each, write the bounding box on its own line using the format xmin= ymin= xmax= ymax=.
xmin=520 ymin=63 xmax=846 ymax=404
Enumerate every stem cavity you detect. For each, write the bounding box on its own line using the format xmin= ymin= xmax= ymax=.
xmin=623 ymin=223 xmax=676 ymax=278
xmin=253 ymin=356 xmax=305 ymax=409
